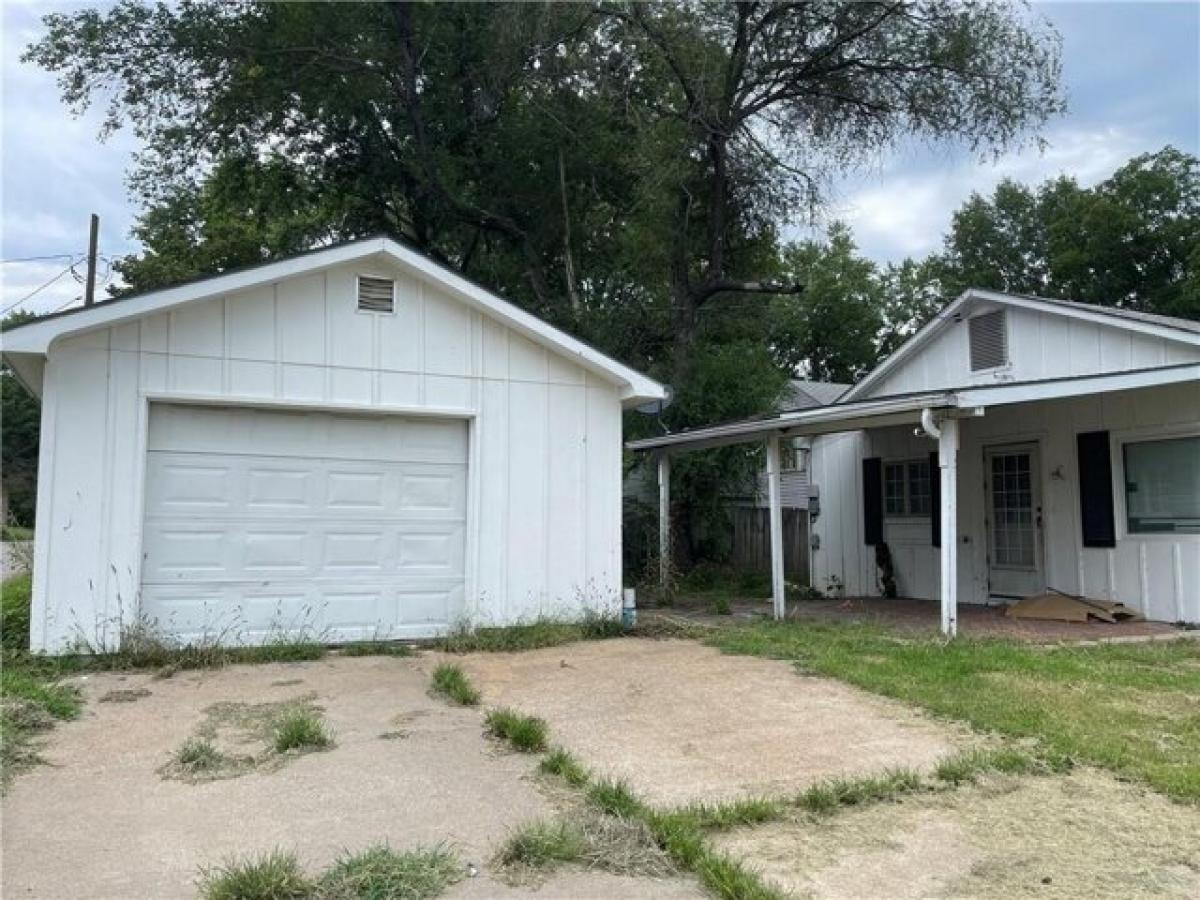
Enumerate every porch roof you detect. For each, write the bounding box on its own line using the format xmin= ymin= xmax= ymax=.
xmin=627 ymin=361 xmax=1200 ymax=453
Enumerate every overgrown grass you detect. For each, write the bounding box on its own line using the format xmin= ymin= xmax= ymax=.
xmin=586 ymin=778 xmax=645 ymax=818
xmin=317 ymin=844 xmax=461 ymax=899
xmin=199 ymin=849 xmax=313 ymax=900
xmin=336 ymin=641 xmax=416 ymax=658
xmin=706 ymin=620 xmax=1200 ymax=802
xmin=496 ymin=820 xmax=586 ymax=870
xmin=484 ymin=707 xmax=548 ymax=752
xmin=539 ymin=747 xmax=590 ymax=786
xmin=439 ymin=612 xmax=624 ymax=653
xmin=1 ymin=524 xmax=34 ymax=542
xmin=1 ymin=576 xmax=82 ymax=787
xmin=272 ymin=709 xmax=334 ymax=754
xmin=429 ymin=663 xmax=480 ymax=706
xmin=199 ymin=845 xmax=461 ymax=900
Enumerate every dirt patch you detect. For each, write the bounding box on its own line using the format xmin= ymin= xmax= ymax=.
xmin=459 ymin=639 xmax=973 ymax=806
xmin=98 ymin=687 xmax=152 ymax=703
xmin=0 ymin=657 xmax=554 ymax=899
xmin=448 ymin=870 xmax=705 ymax=899
xmin=713 ymin=769 xmax=1200 ymax=899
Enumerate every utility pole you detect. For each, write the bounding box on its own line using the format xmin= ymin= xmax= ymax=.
xmin=84 ymin=213 xmax=99 ymax=306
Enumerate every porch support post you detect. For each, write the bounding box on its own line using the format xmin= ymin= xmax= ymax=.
xmin=658 ymin=452 xmax=671 ymax=589
xmin=938 ymin=418 xmax=960 ymax=638
xmin=766 ymin=434 xmax=786 ymax=621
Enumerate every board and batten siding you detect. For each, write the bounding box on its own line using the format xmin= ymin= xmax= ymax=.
xmin=871 ymin=306 xmax=1200 ymax=396
xmin=30 ymin=259 xmax=622 ymax=651
xmin=810 ymin=381 xmax=1199 ymax=623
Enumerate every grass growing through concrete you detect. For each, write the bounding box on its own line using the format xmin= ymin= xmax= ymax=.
xmin=317 ymin=844 xmax=461 ymax=899
xmin=429 ymin=663 xmax=481 ymax=706
xmin=272 ymin=709 xmax=334 ymax=754
xmin=539 ymin=747 xmax=590 ymax=786
xmin=485 ymin=707 xmax=548 ymax=752
xmin=199 ymin=850 xmax=313 ymax=900
xmin=497 ymin=819 xmax=588 ymax=870
xmin=199 ymin=845 xmax=461 ymax=900
xmin=707 ymin=620 xmax=1200 ymax=802
xmin=335 ymin=641 xmax=417 ymax=658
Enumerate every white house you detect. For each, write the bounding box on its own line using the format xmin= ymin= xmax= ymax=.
xmin=631 ymin=290 xmax=1200 ymax=632
xmin=3 ymin=237 xmax=665 ymax=652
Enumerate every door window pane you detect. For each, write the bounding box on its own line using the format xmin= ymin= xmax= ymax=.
xmin=908 ymin=460 xmax=931 ymax=515
xmin=1124 ymin=436 xmax=1200 ymax=533
xmin=884 ymin=462 xmax=906 ymax=515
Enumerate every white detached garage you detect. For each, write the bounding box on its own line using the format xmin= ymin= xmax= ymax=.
xmin=3 ymin=237 xmax=664 ymax=652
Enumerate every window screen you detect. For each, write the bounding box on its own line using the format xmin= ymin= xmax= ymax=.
xmin=357 ymin=275 xmax=396 ymax=312
xmin=969 ymin=310 xmax=1008 ymax=371
xmin=1123 ymin=436 xmax=1200 ymax=533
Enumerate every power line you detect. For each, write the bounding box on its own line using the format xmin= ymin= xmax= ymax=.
xmin=0 ymin=252 xmax=84 ymax=265
xmin=1 ymin=263 xmax=78 ymax=316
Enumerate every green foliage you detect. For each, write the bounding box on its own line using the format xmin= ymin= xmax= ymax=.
xmin=496 ymin=820 xmax=586 ymax=870
xmin=335 ymin=641 xmax=415 ymax=658
xmin=316 ymin=844 xmax=462 ymax=900
xmin=586 ymin=778 xmax=645 ymax=818
xmin=484 ymin=708 xmax=549 ymax=753
xmin=174 ymin=737 xmax=229 ymax=775
xmin=429 ymin=663 xmax=480 ymax=707
xmin=707 ymin=621 xmax=1200 ymax=802
xmin=1 ymin=313 xmax=40 ymax=527
xmin=1 ymin=573 xmax=31 ymax=651
xmin=271 ymin=710 xmax=333 ymax=754
xmin=199 ymin=850 xmax=313 ymax=900
xmin=0 ymin=643 xmax=82 ymax=786
xmin=539 ymin=747 xmax=590 ymax=787
xmin=438 ymin=614 xmax=622 ymax=654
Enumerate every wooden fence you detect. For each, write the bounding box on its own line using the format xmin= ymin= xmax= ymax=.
xmin=729 ymin=507 xmax=810 ymax=584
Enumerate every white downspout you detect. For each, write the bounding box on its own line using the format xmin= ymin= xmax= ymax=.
xmin=765 ymin=434 xmax=786 ymax=621
xmin=921 ymin=409 xmax=958 ymax=638
xmin=658 ymin=452 xmax=671 ymax=590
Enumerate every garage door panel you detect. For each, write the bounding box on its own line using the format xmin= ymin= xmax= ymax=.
xmin=141 ymin=404 xmax=467 ymax=644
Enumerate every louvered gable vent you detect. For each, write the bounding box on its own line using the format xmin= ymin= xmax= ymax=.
xmin=357 ymin=275 xmax=396 ymax=313
xmin=968 ymin=309 xmax=1008 ymax=371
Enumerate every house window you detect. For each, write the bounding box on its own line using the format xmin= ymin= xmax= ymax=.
xmin=884 ymin=459 xmax=931 ymax=517
xmin=968 ymin=309 xmax=1008 ymax=371
xmin=1123 ymin=436 xmax=1200 ymax=534
xmin=780 ymin=444 xmax=805 ymax=473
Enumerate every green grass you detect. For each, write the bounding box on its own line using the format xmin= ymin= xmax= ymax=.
xmin=317 ymin=844 xmax=461 ymax=899
xmin=199 ymin=849 xmax=313 ymax=900
xmin=337 ymin=641 xmax=416 ymax=658
xmin=272 ymin=709 xmax=334 ymax=754
xmin=706 ymin=620 xmax=1200 ymax=802
xmin=439 ymin=612 xmax=623 ymax=653
xmin=1 ymin=573 xmax=32 ymax=651
xmin=484 ymin=707 xmax=549 ymax=752
xmin=643 ymin=810 xmax=785 ymax=900
xmin=1 ymin=525 xmax=33 ymax=542
xmin=429 ymin=663 xmax=480 ymax=706
xmin=586 ymin=778 xmax=646 ymax=818
xmin=496 ymin=820 xmax=586 ymax=869
xmin=539 ymin=747 xmax=590 ymax=786
xmin=174 ymin=737 xmax=228 ymax=774
xmin=796 ymin=768 xmax=924 ymax=816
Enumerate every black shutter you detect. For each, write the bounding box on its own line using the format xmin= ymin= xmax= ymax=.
xmin=1077 ymin=431 xmax=1116 ymax=548
xmin=863 ymin=457 xmax=883 ymax=546
xmin=929 ymin=451 xmax=941 ymax=547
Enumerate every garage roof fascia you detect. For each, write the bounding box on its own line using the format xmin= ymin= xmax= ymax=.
xmin=628 ymin=362 xmax=1200 ymax=453
xmin=2 ymin=236 xmax=666 ymax=406
xmin=842 ymin=289 xmax=1200 ymax=403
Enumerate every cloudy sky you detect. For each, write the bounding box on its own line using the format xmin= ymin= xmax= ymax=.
xmin=2 ymin=1 xmax=1198 ymax=316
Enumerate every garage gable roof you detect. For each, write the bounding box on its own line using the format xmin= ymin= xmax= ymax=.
xmin=842 ymin=288 xmax=1200 ymax=402
xmin=2 ymin=236 xmax=666 ymax=405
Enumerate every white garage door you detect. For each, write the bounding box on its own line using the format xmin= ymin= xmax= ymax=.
xmin=141 ymin=404 xmax=467 ymax=645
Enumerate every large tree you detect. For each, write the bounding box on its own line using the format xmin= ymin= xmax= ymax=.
xmin=29 ymin=0 xmax=1063 ymax=387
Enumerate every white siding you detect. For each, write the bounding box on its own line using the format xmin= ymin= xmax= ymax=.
xmin=870 ymin=306 xmax=1200 ymax=397
xmin=811 ymin=381 xmax=1200 ymax=623
xmin=31 ymin=259 xmax=624 ymax=651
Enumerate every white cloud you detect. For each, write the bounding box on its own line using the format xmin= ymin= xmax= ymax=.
xmin=805 ymin=125 xmax=1167 ymax=264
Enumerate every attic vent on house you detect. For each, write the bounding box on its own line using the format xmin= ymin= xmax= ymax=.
xmin=968 ymin=309 xmax=1008 ymax=371
xmin=357 ymin=275 xmax=395 ymax=313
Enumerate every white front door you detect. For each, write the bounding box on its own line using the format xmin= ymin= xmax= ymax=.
xmin=140 ymin=404 xmax=468 ymax=645
xmin=983 ymin=443 xmax=1044 ymax=598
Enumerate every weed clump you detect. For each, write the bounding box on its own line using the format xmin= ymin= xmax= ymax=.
xmin=539 ymin=747 xmax=589 ymax=786
xmin=272 ymin=709 xmax=334 ymax=754
xmin=429 ymin=663 xmax=480 ymax=706
xmin=198 ymin=849 xmax=312 ymax=900
xmin=485 ymin=708 xmax=548 ymax=752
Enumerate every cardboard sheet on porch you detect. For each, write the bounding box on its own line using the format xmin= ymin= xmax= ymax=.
xmin=1006 ymin=591 xmax=1144 ymax=623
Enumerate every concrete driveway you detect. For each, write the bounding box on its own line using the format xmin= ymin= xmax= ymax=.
xmin=3 ymin=639 xmax=971 ymax=898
